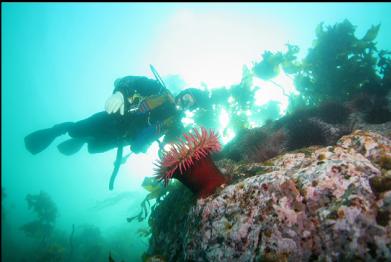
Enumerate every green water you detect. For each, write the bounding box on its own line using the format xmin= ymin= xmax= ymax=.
xmin=2 ymin=3 xmax=391 ymax=261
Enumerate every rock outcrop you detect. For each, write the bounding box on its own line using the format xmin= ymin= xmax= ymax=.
xmin=147 ymin=130 xmax=391 ymax=261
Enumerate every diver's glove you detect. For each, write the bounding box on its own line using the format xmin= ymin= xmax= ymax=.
xmin=105 ymin=91 xmax=125 ymax=115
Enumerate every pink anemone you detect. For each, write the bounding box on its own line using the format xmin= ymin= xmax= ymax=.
xmin=155 ymin=127 xmax=227 ymax=198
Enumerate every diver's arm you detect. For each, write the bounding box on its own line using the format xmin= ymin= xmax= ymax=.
xmin=113 ymin=76 xmax=138 ymax=98
xmin=111 ymin=76 xmax=139 ymax=113
xmin=105 ymin=91 xmax=125 ymax=115
xmin=106 ymin=76 xmax=148 ymax=115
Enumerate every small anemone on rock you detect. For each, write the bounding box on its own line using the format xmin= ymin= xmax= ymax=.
xmin=155 ymin=127 xmax=228 ymax=198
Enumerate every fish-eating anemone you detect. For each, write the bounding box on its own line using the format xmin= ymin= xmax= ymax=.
xmin=155 ymin=127 xmax=227 ymax=198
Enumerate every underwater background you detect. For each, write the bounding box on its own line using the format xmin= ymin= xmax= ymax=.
xmin=2 ymin=3 xmax=391 ymax=262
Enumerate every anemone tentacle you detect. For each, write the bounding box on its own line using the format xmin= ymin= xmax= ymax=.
xmin=155 ymin=127 xmax=221 ymax=185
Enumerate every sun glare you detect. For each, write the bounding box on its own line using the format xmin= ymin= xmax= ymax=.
xmin=150 ymin=8 xmax=298 ymax=145
xmin=253 ymin=67 xmax=298 ymax=115
xmin=153 ymin=9 xmax=288 ymax=89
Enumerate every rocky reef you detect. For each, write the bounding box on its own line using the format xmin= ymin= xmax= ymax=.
xmin=146 ymin=130 xmax=391 ymax=261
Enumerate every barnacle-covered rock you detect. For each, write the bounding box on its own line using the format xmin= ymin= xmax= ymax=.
xmin=147 ymin=131 xmax=391 ymax=261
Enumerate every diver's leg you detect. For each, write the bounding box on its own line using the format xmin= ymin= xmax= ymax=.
xmin=52 ymin=122 xmax=75 ymax=134
xmin=87 ymin=138 xmax=120 ymax=153
xmin=24 ymin=122 xmax=75 ymax=154
xmin=66 ymin=111 xmax=125 ymax=154
xmin=67 ymin=111 xmax=122 ymax=139
xmin=25 ymin=111 xmax=122 ymax=155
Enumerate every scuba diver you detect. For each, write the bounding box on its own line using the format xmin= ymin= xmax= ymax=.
xmin=24 ymin=66 xmax=209 ymax=190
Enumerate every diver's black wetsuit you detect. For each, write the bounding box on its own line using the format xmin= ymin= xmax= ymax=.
xmin=68 ymin=76 xmax=163 ymax=153
xmin=25 ymin=76 xmax=184 ymax=155
xmin=66 ymin=111 xmax=137 ymax=153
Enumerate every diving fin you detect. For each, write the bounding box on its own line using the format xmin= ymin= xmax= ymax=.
xmin=24 ymin=122 xmax=74 ymax=155
xmin=57 ymin=138 xmax=85 ymax=156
